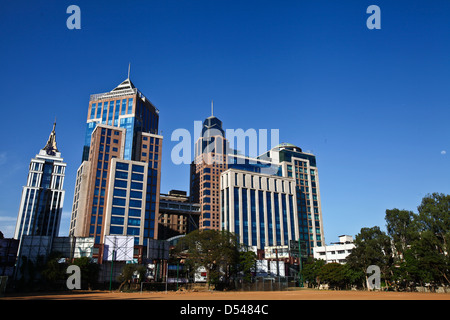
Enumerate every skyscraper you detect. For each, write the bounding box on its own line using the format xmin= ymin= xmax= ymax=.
xmin=69 ymin=75 xmax=162 ymax=254
xmin=190 ymin=103 xmax=228 ymax=230
xmin=14 ymin=122 xmax=66 ymax=241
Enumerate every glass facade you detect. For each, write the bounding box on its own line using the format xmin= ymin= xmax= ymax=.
xmin=72 ymin=78 xmax=163 ymax=250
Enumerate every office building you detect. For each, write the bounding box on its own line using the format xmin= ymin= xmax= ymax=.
xmin=14 ymin=122 xmax=66 ymax=241
xmin=190 ymin=104 xmax=228 ymax=230
xmin=69 ymin=75 xmax=162 ymax=253
xmin=221 ymin=143 xmax=325 ymax=256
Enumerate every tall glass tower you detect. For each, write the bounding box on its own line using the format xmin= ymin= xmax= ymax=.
xmin=14 ymin=122 xmax=66 ymax=241
xmin=190 ymin=104 xmax=228 ymax=230
xmin=70 ymin=75 xmax=162 ymax=255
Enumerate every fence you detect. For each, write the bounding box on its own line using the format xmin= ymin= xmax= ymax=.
xmin=233 ymin=276 xmax=299 ymax=291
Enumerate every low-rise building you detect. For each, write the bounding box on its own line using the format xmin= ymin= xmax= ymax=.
xmin=313 ymin=235 xmax=354 ymax=264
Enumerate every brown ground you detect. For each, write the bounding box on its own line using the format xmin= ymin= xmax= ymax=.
xmin=2 ymin=288 xmax=449 ymax=300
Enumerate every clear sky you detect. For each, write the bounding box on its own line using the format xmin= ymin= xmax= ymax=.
xmin=1 ymin=0 xmax=449 ymax=244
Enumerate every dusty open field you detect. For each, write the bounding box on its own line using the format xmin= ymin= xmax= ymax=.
xmin=2 ymin=289 xmax=449 ymax=300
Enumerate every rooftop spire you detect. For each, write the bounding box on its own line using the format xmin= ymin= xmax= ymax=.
xmin=43 ymin=119 xmax=59 ymax=155
xmin=127 ymin=63 xmax=131 ymax=79
xmin=211 ymin=99 xmax=214 ymax=116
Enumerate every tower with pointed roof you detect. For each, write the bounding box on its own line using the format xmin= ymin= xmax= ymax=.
xmin=14 ymin=122 xmax=66 ymax=241
xmin=190 ymin=103 xmax=228 ymax=230
xmin=70 ymin=73 xmax=162 ymax=258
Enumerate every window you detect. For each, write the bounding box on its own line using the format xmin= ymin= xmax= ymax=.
xmin=128 ymin=218 xmax=141 ymax=226
xmin=132 ymin=165 xmax=144 ymax=173
xmin=130 ymin=190 xmax=142 ymax=199
xmin=111 ymin=217 xmax=124 ymax=225
xmin=114 ymin=188 xmax=127 ymax=197
xmin=110 ymin=226 xmax=123 ymax=234
xmin=114 ymin=179 xmax=127 ymax=188
xmin=115 ymin=171 xmax=128 ymax=179
xmin=112 ymin=207 xmax=125 ymax=215
xmin=131 ymin=173 xmax=144 ymax=181
xmin=116 ymin=162 xmax=129 ymax=171
xmin=113 ymin=197 xmax=126 ymax=206
xmin=129 ymin=199 xmax=142 ymax=208
xmin=129 ymin=208 xmax=141 ymax=217
xmin=127 ymin=98 xmax=133 ymax=114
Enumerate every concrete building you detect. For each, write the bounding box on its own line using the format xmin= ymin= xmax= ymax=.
xmin=313 ymin=235 xmax=355 ymax=264
xmin=158 ymin=190 xmax=200 ymax=240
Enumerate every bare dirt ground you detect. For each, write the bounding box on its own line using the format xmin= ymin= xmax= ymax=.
xmin=2 ymin=289 xmax=450 ymax=300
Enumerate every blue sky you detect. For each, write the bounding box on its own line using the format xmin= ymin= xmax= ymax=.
xmin=1 ymin=0 xmax=449 ymax=243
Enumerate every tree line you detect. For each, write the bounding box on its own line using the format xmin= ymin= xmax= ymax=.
xmin=302 ymin=193 xmax=449 ymax=291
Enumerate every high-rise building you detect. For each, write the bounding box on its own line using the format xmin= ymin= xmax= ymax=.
xmin=14 ymin=122 xmax=66 ymax=241
xmin=190 ymin=104 xmax=228 ymax=230
xmin=221 ymin=143 xmax=325 ymax=256
xmin=190 ymin=107 xmax=325 ymax=256
xmin=69 ymin=75 xmax=162 ymax=254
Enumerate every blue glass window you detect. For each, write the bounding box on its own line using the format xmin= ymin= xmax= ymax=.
xmin=121 ymin=99 xmax=126 ymax=114
xmin=234 ymin=187 xmax=240 ymax=234
xmin=242 ymin=188 xmax=248 ymax=245
xmin=96 ymin=102 xmax=102 ymax=118
xmin=114 ymin=179 xmax=127 ymax=188
xmin=129 ymin=208 xmax=141 ymax=217
xmin=267 ymin=192 xmax=273 ymax=246
xmin=259 ymin=191 xmax=265 ymax=248
xmin=127 ymin=98 xmax=133 ymax=114
xmin=130 ymin=190 xmax=142 ymax=199
xmin=110 ymin=226 xmax=123 ymax=234
xmin=102 ymin=101 xmax=109 ymax=123
xmin=111 ymin=216 xmax=124 ymax=225
xmin=113 ymin=197 xmax=126 ymax=206
xmin=129 ymin=199 xmax=142 ymax=208
xmin=115 ymin=171 xmax=128 ymax=179
xmin=116 ymin=162 xmax=129 ymax=171
xmin=112 ymin=206 xmax=125 ymax=215
xmin=131 ymin=182 xmax=143 ymax=190
xmin=90 ymin=103 xmax=97 ymax=119
xmin=132 ymin=165 xmax=144 ymax=173
xmin=113 ymin=188 xmax=127 ymax=197
xmin=128 ymin=218 xmax=140 ymax=226
xmin=127 ymin=227 xmax=140 ymax=235
xmin=131 ymin=173 xmax=144 ymax=181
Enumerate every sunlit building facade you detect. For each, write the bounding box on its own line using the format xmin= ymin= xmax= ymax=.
xmin=69 ymin=76 xmax=162 ymax=249
xmin=14 ymin=123 xmax=66 ymax=242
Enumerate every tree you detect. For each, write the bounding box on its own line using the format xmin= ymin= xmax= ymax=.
xmin=317 ymin=262 xmax=346 ymax=290
xmin=117 ymin=264 xmax=147 ymax=291
xmin=176 ymin=229 xmax=240 ymax=288
xmin=236 ymin=248 xmax=257 ymax=283
xmin=40 ymin=252 xmax=68 ymax=289
xmin=301 ymin=258 xmax=325 ymax=288
xmin=385 ymin=208 xmax=417 ymax=258
xmin=346 ymin=226 xmax=392 ymax=290
xmin=72 ymin=257 xmax=100 ymax=290
xmin=414 ymin=193 xmax=450 ymax=286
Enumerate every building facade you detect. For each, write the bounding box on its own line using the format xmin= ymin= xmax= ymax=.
xmin=220 ymin=168 xmax=298 ymax=249
xmin=158 ymin=190 xmax=200 ymax=240
xmin=220 ymin=143 xmax=325 ymax=256
xmin=313 ymin=235 xmax=354 ymax=264
xmin=14 ymin=122 xmax=66 ymax=241
xmin=69 ymin=76 xmax=162 ymax=251
xmin=190 ymin=108 xmax=228 ymax=230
